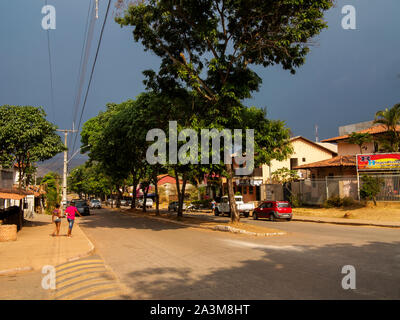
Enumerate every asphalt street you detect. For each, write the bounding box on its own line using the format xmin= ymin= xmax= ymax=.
xmin=76 ymin=209 xmax=400 ymax=300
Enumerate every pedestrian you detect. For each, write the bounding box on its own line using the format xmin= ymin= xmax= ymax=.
xmin=65 ymin=201 xmax=82 ymax=238
xmin=51 ymin=204 xmax=62 ymax=237
xmin=211 ymin=199 xmax=216 ymax=214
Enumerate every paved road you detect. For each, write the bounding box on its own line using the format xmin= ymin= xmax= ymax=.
xmin=77 ymin=209 xmax=400 ymax=300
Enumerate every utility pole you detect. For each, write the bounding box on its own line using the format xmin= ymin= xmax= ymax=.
xmin=57 ymin=129 xmax=77 ymax=209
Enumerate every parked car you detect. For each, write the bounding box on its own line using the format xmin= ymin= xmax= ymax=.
xmin=73 ymin=200 xmax=90 ymax=216
xmin=90 ymin=199 xmax=102 ymax=209
xmin=120 ymin=199 xmax=127 ymax=206
xmin=168 ymin=201 xmax=187 ymax=212
xmin=215 ymin=195 xmax=254 ymax=218
xmin=252 ymin=201 xmax=292 ymax=221
xmin=137 ymin=198 xmax=153 ymax=208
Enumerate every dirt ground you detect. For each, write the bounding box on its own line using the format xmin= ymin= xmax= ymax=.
xmin=293 ymin=202 xmax=400 ymax=222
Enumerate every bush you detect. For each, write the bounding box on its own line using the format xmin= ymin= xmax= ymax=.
xmin=323 ymin=196 xmax=357 ymax=208
xmin=360 ymin=175 xmax=384 ymax=206
xmin=341 ymin=197 xmax=355 ymax=207
xmin=289 ymin=194 xmax=302 ymax=208
xmin=324 ymin=196 xmax=342 ymax=208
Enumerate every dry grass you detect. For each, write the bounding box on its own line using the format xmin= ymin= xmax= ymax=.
xmin=293 ymin=202 xmax=400 ymax=222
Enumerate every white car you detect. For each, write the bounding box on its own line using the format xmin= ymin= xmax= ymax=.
xmin=215 ymin=195 xmax=254 ymax=218
xmin=137 ymin=198 xmax=153 ymax=208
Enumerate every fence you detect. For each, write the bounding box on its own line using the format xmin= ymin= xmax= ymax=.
xmin=291 ymin=174 xmax=400 ymax=205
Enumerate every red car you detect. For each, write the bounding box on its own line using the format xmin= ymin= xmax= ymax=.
xmin=253 ymin=201 xmax=292 ymax=221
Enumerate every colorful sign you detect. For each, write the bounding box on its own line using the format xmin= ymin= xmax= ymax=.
xmin=357 ymin=153 xmax=400 ymax=171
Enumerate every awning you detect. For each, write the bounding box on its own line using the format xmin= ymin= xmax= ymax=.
xmin=0 ymin=188 xmax=33 ymax=200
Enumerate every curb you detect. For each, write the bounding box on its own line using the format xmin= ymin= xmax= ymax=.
xmin=292 ymin=217 xmax=400 ymax=228
xmin=125 ymin=211 xmax=286 ymax=237
xmin=0 ymin=224 xmax=95 ymax=276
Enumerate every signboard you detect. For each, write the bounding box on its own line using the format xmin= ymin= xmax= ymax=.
xmin=357 ymin=153 xmax=400 ymax=171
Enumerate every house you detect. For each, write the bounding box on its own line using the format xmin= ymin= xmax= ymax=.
xmin=219 ymin=136 xmax=338 ymax=203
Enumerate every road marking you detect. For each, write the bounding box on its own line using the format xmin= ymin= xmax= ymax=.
xmin=55 ymin=279 xmax=114 ymax=298
xmin=52 ymin=256 xmax=125 ymax=300
xmin=56 ymin=267 xmax=107 ymax=282
xmin=62 ymin=283 xmax=120 ymax=300
xmin=56 ymin=263 xmax=105 ymax=276
xmin=56 ymin=272 xmax=111 ymax=289
xmin=56 ymin=259 xmax=104 ymax=272
xmin=83 ymin=290 xmax=123 ymax=300
xmin=222 ymin=239 xmax=304 ymax=251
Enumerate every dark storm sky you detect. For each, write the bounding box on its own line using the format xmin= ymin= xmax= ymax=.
xmin=1 ymin=0 xmax=399 ymax=150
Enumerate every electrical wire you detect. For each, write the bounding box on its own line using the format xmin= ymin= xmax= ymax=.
xmin=45 ymin=0 xmax=56 ymax=123
xmin=71 ymin=0 xmax=112 ymax=156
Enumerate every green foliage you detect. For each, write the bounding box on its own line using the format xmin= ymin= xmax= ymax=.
xmin=0 ymin=105 xmax=65 ymax=188
xmin=41 ymin=172 xmax=61 ymax=214
xmin=271 ymin=168 xmax=299 ymax=184
xmin=360 ymin=175 xmax=384 ymax=206
xmin=234 ymin=191 xmax=241 ymax=196
xmin=347 ymin=132 xmax=373 ymax=154
xmin=289 ymin=194 xmax=302 ymax=208
xmin=374 ymin=103 xmax=400 ymax=152
xmin=323 ymin=196 xmax=357 ymax=208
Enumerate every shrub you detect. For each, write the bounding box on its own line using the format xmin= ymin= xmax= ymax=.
xmin=360 ymin=175 xmax=384 ymax=206
xmin=325 ymin=196 xmax=342 ymax=208
xmin=289 ymin=194 xmax=302 ymax=208
xmin=341 ymin=197 xmax=355 ymax=207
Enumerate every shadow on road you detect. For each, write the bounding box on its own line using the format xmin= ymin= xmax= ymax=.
xmin=122 ymin=240 xmax=400 ymax=300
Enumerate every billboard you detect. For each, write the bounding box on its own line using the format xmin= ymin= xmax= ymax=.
xmin=357 ymin=153 xmax=400 ymax=171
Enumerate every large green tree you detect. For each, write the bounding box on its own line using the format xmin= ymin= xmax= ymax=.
xmin=0 ymin=105 xmax=65 ymax=189
xmin=116 ymin=0 xmax=333 ymax=222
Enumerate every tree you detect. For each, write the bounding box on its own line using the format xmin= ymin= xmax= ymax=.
xmin=41 ymin=171 xmax=61 ymax=214
xmin=116 ymin=0 xmax=332 ymax=222
xmin=347 ymin=132 xmax=373 ymax=154
xmin=374 ymin=103 xmax=400 ymax=152
xmin=360 ymin=175 xmax=384 ymax=206
xmin=0 ymin=105 xmax=65 ymax=190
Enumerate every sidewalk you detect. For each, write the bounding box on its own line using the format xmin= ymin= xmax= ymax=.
xmin=293 ymin=215 xmax=400 ymax=228
xmin=0 ymin=214 xmax=94 ymax=275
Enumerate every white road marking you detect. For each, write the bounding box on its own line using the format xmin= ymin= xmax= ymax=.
xmin=221 ymin=239 xmax=305 ymax=252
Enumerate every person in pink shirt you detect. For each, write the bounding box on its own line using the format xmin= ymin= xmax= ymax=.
xmin=65 ymin=201 xmax=82 ymax=237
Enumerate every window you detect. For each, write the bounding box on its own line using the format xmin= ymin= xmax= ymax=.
xmin=249 ymin=186 xmax=254 ymax=194
xmin=302 ymin=158 xmax=306 ymax=162
xmin=243 ymin=186 xmax=247 ymax=194
xmin=290 ymin=158 xmax=298 ymax=170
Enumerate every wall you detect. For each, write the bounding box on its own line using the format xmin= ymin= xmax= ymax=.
xmin=263 ymin=138 xmax=335 ymax=182
xmin=338 ymin=142 xmax=375 ymax=156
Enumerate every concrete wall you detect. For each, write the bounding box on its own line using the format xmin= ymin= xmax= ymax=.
xmin=338 ymin=141 xmax=375 ymax=155
xmin=263 ymin=138 xmax=335 ymax=182
xmin=339 ymin=121 xmax=374 ymax=135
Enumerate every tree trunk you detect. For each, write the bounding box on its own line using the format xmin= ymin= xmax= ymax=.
xmin=142 ymin=187 xmax=148 ymax=213
xmin=110 ymin=187 xmax=114 ymax=208
xmin=155 ymin=180 xmax=160 ymax=216
xmin=131 ymin=183 xmax=138 ymax=209
xmin=116 ymin=187 xmax=122 ymax=208
xmin=226 ymin=163 xmax=239 ymax=223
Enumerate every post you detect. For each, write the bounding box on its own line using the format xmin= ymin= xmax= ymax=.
xmin=325 ymin=176 xmax=329 ymax=201
xmin=62 ymin=132 xmax=68 ymax=208
xmin=57 ymin=129 xmax=76 ymax=209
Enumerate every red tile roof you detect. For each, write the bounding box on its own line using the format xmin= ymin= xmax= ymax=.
xmin=321 ymin=125 xmax=400 ymax=143
xmin=293 ymin=155 xmax=356 ymax=169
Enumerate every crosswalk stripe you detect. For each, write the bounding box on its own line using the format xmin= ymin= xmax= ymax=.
xmin=56 ymin=267 xmax=107 ymax=283
xmin=56 ymin=263 xmax=105 ymax=276
xmin=62 ymin=283 xmax=120 ymax=300
xmin=56 ymin=259 xmax=104 ymax=272
xmin=56 ymin=272 xmax=111 ymax=289
xmin=55 ymin=279 xmax=114 ymax=298
xmin=83 ymin=290 xmax=123 ymax=300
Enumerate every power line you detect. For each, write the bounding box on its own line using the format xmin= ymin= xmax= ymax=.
xmin=45 ymin=0 xmax=56 ymax=122
xmin=70 ymin=0 xmax=96 ymax=155
xmin=71 ymin=0 xmax=112 ymax=155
